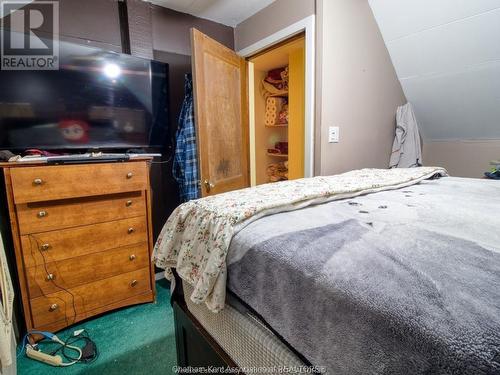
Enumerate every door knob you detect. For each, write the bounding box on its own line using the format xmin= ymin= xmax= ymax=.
xmin=40 ymin=243 xmax=50 ymax=251
xmin=46 ymin=273 xmax=55 ymax=281
xmin=49 ymin=303 xmax=58 ymax=312
xmin=203 ymin=179 xmax=215 ymax=193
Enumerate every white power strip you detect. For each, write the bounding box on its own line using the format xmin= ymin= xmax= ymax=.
xmin=26 ymin=346 xmax=63 ymax=366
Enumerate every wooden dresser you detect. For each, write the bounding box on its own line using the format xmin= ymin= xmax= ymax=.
xmin=2 ymin=159 xmax=156 ymax=332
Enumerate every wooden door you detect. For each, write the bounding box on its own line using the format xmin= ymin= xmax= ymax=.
xmin=190 ymin=28 xmax=249 ymax=197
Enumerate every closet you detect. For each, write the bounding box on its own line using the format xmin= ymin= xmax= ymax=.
xmin=190 ymin=29 xmax=306 ymax=196
xmin=248 ymin=36 xmax=305 ymax=185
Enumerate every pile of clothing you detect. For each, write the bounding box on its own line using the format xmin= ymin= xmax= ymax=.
xmin=261 ymin=66 xmax=289 ymax=98
xmin=267 ymin=161 xmax=288 ymax=182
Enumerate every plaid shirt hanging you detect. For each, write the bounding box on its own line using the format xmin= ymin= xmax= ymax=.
xmin=173 ymin=74 xmax=200 ymax=202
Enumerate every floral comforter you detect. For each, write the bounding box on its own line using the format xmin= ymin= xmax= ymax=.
xmin=153 ymin=167 xmax=447 ymax=312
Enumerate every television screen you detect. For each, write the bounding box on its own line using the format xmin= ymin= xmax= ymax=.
xmin=0 ymin=36 xmax=169 ymax=150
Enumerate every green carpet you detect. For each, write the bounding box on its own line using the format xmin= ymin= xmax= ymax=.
xmin=17 ymin=279 xmax=177 ymax=375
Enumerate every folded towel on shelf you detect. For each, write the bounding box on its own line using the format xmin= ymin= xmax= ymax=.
xmin=264 ymin=66 xmax=289 ymax=91
xmin=261 ymin=66 xmax=289 ymax=98
xmin=275 ymin=141 xmax=288 ymax=155
xmin=267 ymin=142 xmax=288 ymax=156
xmin=266 ymin=67 xmax=285 ymax=81
xmin=261 ymin=81 xmax=288 ymax=98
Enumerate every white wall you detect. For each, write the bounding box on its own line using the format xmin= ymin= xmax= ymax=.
xmin=369 ymin=0 xmax=500 ymax=177
xmin=424 ymin=140 xmax=500 ymax=178
xmin=369 ymin=0 xmax=500 ymax=140
xmin=316 ymin=0 xmax=406 ymax=176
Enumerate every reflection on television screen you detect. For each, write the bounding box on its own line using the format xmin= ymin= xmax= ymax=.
xmin=0 ymin=33 xmax=169 ymax=150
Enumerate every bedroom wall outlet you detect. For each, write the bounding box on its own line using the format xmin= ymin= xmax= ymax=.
xmin=328 ymin=126 xmax=340 ymax=143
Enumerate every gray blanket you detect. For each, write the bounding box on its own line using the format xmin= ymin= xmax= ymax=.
xmin=226 ymin=177 xmax=500 ymax=374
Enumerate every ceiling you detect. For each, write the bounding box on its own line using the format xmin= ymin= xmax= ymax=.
xmin=368 ymin=0 xmax=500 ymax=141
xmin=150 ymin=0 xmax=275 ymax=27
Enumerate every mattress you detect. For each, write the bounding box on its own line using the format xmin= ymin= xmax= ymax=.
xmin=183 ymin=284 xmax=306 ymax=372
xmin=226 ymin=177 xmax=500 ymax=374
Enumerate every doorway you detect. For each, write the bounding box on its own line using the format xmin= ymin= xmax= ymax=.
xmin=248 ymin=35 xmax=305 ymax=185
xmin=238 ymin=15 xmax=315 ymax=183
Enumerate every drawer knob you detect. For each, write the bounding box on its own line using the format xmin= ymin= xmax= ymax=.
xmin=40 ymin=243 xmax=50 ymax=251
xmin=130 ymin=279 xmax=138 ymax=287
xmin=37 ymin=210 xmax=47 ymax=218
xmin=46 ymin=273 xmax=55 ymax=281
xmin=126 ymin=172 xmax=133 ymax=179
xmin=49 ymin=303 xmax=58 ymax=312
xmin=126 ymin=200 xmax=133 ymax=207
xmin=127 ymin=227 xmax=135 ymax=234
xmin=129 ymin=254 xmax=136 ymax=261
xmin=33 ymin=178 xmax=43 ymax=185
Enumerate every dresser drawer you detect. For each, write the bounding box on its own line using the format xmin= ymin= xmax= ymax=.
xmin=26 ymin=243 xmax=150 ymax=298
xmin=17 ymin=192 xmax=146 ymax=235
xmin=10 ymin=162 xmax=148 ymax=203
xmin=21 ymin=216 xmax=147 ymax=268
xmin=30 ymin=267 xmax=151 ymax=328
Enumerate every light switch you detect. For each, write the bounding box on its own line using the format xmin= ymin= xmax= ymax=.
xmin=328 ymin=126 xmax=339 ymax=143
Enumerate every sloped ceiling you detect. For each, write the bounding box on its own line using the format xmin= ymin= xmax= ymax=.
xmin=150 ymin=0 xmax=275 ymax=27
xmin=368 ymin=0 xmax=500 ymax=141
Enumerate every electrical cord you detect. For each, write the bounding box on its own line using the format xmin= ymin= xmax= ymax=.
xmin=23 ymin=239 xmax=98 ymax=366
xmin=28 ymin=234 xmax=78 ymax=326
xmin=46 ymin=334 xmax=82 ymax=367
xmin=147 ymin=159 xmax=172 ymax=164
xmin=51 ymin=330 xmax=99 ymax=364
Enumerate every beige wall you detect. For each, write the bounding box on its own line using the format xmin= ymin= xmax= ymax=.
xmin=236 ymin=0 xmax=406 ymax=176
xmin=316 ymin=0 xmax=406 ymax=176
xmin=423 ymin=140 xmax=500 ymax=178
xmin=234 ymin=0 xmax=315 ymax=51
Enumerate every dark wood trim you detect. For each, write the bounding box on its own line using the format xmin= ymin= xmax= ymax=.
xmin=118 ymin=0 xmax=131 ymax=54
xmin=171 ymin=270 xmax=240 ymax=371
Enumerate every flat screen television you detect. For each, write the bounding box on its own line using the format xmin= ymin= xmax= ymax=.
xmin=0 ymin=36 xmax=169 ymax=151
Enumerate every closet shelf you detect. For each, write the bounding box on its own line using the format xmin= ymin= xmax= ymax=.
xmin=265 ymin=123 xmax=288 ymax=128
xmin=267 ymin=152 xmax=288 ymax=158
xmin=268 ymin=92 xmax=288 ymax=97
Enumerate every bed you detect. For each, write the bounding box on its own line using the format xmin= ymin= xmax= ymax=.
xmin=155 ymin=168 xmax=500 ymax=374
